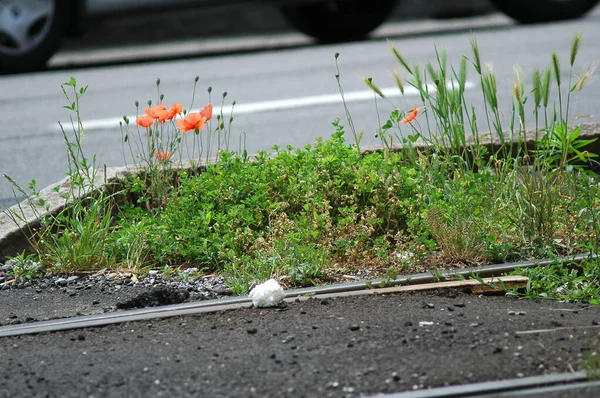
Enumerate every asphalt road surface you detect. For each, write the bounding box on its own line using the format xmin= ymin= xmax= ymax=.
xmin=1 ymin=8 xmax=600 ymax=209
xmin=1 ymin=292 xmax=599 ymax=397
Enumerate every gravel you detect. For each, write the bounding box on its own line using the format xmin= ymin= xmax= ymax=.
xmin=0 ymin=259 xmax=232 ymax=325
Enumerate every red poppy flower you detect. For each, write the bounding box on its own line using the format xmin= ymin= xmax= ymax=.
xmin=136 ymin=115 xmax=155 ymax=128
xmin=144 ymin=104 xmax=167 ymax=119
xmin=177 ymin=112 xmax=206 ymax=133
xmin=145 ymin=103 xmax=183 ymax=123
xmin=200 ymin=104 xmax=213 ymax=121
xmin=153 ymin=150 xmax=172 ymax=162
xmin=166 ymin=103 xmax=183 ymax=120
xmin=401 ymin=105 xmax=419 ymax=124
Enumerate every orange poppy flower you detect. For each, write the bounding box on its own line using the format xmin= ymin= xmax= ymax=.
xmin=166 ymin=103 xmax=183 ymax=120
xmin=136 ymin=115 xmax=155 ymax=128
xmin=153 ymin=150 xmax=172 ymax=162
xmin=200 ymin=104 xmax=213 ymax=121
xmin=144 ymin=104 xmax=167 ymax=119
xmin=145 ymin=103 xmax=184 ymax=122
xmin=159 ymin=103 xmax=185 ymax=122
xmin=401 ymin=105 xmax=419 ymax=124
xmin=177 ymin=112 xmax=206 ymax=133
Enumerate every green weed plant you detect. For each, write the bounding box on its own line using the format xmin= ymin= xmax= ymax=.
xmin=2 ymin=34 xmax=600 ymax=301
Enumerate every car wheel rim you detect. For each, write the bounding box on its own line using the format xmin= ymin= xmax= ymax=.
xmin=0 ymin=0 xmax=55 ymax=56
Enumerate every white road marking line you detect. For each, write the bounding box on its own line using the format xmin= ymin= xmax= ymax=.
xmin=52 ymin=82 xmax=475 ymax=132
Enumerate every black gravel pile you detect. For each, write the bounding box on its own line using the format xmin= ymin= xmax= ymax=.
xmin=0 ymin=259 xmax=230 ymax=297
xmin=0 ymin=259 xmax=233 ymax=324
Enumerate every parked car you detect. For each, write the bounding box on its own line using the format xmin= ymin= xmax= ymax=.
xmin=0 ymin=0 xmax=598 ymax=73
xmin=489 ymin=0 xmax=599 ymax=23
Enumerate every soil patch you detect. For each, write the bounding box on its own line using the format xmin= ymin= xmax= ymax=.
xmin=115 ymin=286 xmax=191 ymax=310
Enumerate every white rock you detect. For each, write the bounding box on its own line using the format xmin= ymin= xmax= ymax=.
xmin=248 ymin=279 xmax=285 ymax=308
xmin=395 ymin=251 xmax=414 ymax=261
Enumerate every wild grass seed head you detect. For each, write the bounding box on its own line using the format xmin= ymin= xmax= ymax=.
xmin=412 ymin=64 xmax=425 ymax=100
xmin=393 ymin=71 xmax=405 ymax=95
xmin=362 ymin=76 xmax=386 ymax=98
xmin=552 ymin=52 xmax=561 ymax=87
xmin=512 ymin=65 xmax=524 ymax=103
xmin=571 ymin=32 xmax=582 ymax=67
xmin=388 ymin=40 xmax=413 ymax=75
xmin=459 ymin=56 xmax=467 ymax=91
xmin=482 ymin=63 xmax=498 ymax=110
xmin=437 ymin=46 xmax=448 ymax=78
xmin=533 ymin=68 xmax=542 ymax=109
xmin=575 ymin=62 xmax=597 ymax=92
xmin=470 ymin=36 xmax=482 ymax=75
xmin=542 ymin=68 xmax=552 ymax=108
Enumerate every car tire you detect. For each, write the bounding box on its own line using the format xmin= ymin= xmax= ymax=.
xmin=489 ymin=0 xmax=599 ymax=23
xmin=281 ymin=0 xmax=398 ymax=43
xmin=0 ymin=0 xmax=69 ymax=73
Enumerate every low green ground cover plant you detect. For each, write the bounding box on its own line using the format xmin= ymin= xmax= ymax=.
xmin=3 ymin=34 xmax=599 ymax=301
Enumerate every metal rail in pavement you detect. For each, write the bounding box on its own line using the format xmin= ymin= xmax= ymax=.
xmin=377 ymin=371 xmax=600 ymax=397
xmin=0 ymin=253 xmax=594 ymax=338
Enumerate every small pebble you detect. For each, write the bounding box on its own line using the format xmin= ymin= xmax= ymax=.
xmin=325 ymin=381 xmax=339 ymax=389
